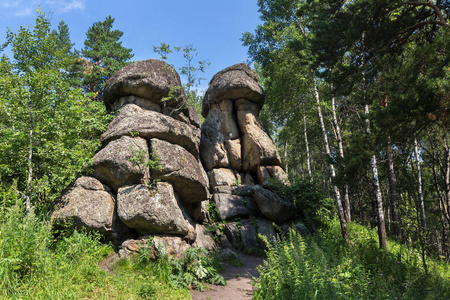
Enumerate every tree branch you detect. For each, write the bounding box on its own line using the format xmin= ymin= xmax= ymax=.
xmin=394 ymin=1 xmax=449 ymax=26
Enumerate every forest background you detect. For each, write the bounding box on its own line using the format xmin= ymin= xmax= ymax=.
xmin=1 ymin=0 xmax=450 ymax=299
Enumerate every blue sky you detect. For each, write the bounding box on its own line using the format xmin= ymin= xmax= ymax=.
xmin=0 ymin=0 xmax=261 ymax=89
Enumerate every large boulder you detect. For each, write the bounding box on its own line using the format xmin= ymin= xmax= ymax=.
xmin=240 ymin=219 xmax=260 ymax=250
xmin=225 ymin=138 xmax=242 ymax=171
xmin=150 ymin=138 xmax=209 ymax=203
xmin=213 ymin=193 xmax=249 ymax=220
xmin=195 ymin=224 xmax=217 ymax=251
xmin=265 ymin=165 xmax=290 ymax=185
xmin=255 ymin=217 xmax=277 ymax=244
xmin=111 ymin=95 xmax=162 ymax=112
xmin=202 ymin=63 xmax=264 ymax=117
xmin=251 ymin=185 xmax=294 ymax=223
xmin=51 ymin=177 xmax=115 ymax=237
xmin=236 ymin=99 xmax=281 ymax=171
xmin=117 ymin=182 xmax=189 ymax=236
xmin=103 ymin=59 xmax=185 ymax=111
xmin=223 ymin=222 xmax=240 ymax=245
xmin=119 ymin=235 xmax=191 ymax=260
xmin=92 ymin=136 xmax=149 ymax=192
xmin=199 ymin=99 xmax=241 ymax=171
xmin=208 ymin=168 xmax=236 ymax=189
xmin=100 ymin=104 xmax=200 ymax=157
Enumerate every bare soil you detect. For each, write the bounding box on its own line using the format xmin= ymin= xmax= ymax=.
xmin=190 ymin=251 xmax=265 ymax=300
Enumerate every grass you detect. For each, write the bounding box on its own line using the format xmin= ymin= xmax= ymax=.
xmin=0 ymin=195 xmax=193 ymax=299
xmin=253 ymin=219 xmax=450 ymax=300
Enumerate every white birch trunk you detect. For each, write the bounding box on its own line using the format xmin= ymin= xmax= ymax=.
xmin=365 ymin=104 xmax=387 ymax=249
xmin=414 ymin=135 xmax=427 ymax=231
xmin=313 ymin=76 xmax=348 ymax=239
xmin=331 ymin=95 xmax=351 ymax=221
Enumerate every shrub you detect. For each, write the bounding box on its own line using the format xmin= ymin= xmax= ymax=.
xmin=254 ymin=220 xmax=450 ymax=300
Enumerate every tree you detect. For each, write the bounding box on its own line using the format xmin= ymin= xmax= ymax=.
xmin=0 ymin=12 xmax=109 ymax=212
xmin=242 ymin=0 xmax=349 ymax=239
xmin=81 ymin=15 xmax=133 ymax=101
xmin=153 ymin=43 xmax=210 ymax=116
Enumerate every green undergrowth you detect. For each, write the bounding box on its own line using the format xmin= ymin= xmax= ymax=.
xmin=254 ymin=219 xmax=450 ymax=300
xmin=0 ymin=192 xmax=224 ymax=299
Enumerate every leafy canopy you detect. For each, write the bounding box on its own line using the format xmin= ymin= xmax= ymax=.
xmin=0 ymin=11 xmax=110 ymax=208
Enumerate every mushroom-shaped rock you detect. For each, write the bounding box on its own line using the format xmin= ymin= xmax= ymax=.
xmin=100 ymin=104 xmax=200 ymax=157
xmin=92 ymin=136 xmax=150 ymax=192
xmin=150 ymin=138 xmax=209 ymax=204
xmin=202 ymin=63 xmax=264 ymax=117
xmin=117 ymin=182 xmax=189 ymax=236
xmin=103 ymin=59 xmax=185 ymax=111
xmin=51 ymin=177 xmax=115 ymax=237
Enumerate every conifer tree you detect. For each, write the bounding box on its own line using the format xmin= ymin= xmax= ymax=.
xmin=81 ymin=15 xmax=133 ymax=100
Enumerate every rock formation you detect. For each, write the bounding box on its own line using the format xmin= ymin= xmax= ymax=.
xmin=52 ymin=59 xmax=208 ymax=251
xmin=200 ymin=64 xmax=292 ymax=223
xmin=52 ymin=60 xmax=298 ymax=258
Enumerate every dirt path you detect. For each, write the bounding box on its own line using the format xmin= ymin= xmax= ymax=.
xmin=190 ymin=252 xmax=265 ymax=300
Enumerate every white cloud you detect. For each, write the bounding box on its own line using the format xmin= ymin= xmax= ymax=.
xmin=15 ymin=6 xmax=33 ymax=16
xmin=0 ymin=0 xmax=85 ymax=17
xmin=61 ymin=0 xmax=85 ymax=12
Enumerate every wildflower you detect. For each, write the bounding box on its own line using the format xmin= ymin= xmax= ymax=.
xmin=380 ymin=274 xmax=383 ymax=276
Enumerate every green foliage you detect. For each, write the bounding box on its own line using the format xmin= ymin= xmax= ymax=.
xmin=207 ymin=199 xmax=220 ymax=222
xmin=128 ymin=141 xmax=162 ymax=186
xmin=254 ymin=220 xmax=450 ymax=299
xmin=0 ymin=188 xmax=191 ymax=299
xmin=0 ymin=12 xmax=110 ymax=209
xmin=169 ymin=247 xmax=226 ymax=291
xmin=153 ymin=43 xmax=210 ymax=118
xmin=81 ymin=15 xmax=134 ymax=100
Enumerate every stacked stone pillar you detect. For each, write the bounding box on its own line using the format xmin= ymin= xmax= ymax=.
xmin=200 ymin=64 xmax=294 ymax=249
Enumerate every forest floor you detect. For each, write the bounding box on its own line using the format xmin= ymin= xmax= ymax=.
xmin=190 ymin=251 xmax=265 ymax=300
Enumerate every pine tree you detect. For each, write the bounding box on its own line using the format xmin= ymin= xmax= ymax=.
xmin=81 ymin=15 xmax=133 ymax=101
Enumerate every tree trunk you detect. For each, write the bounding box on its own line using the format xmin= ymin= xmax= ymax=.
xmin=387 ymin=135 xmax=401 ymax=238
xmin=331 ymin=95 xmax=351 ymax=222
xmin=284 ymin=141 xmax=289 ymax=175
xmin=303 ymin=112 xmax=312 ymax=181
xmin=365 ymin=104 xmax=387 ymax=250
xmin=414 ymin=135 xmax=427 ymax=231
xmin=25 ymin=127 xmax=33 ymax=214
xmin=313 ymin=76 xmax=348 ymax=240
xmin=445 ymin=145 xmax=450 ymax=217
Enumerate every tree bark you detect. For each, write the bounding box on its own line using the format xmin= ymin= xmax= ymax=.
xmin=313 ymin=76 xmax=348 ymax=240
xmin=414 ymin=135 xmax=427 ymax=231
xmin=365 ymin=104 xmax=387 ymax=250
xmin=387 ymin=135 xmax=401 ymax=238
xmin=25 ymin=127 xmax=33 ymax=214
xmin=445 ymin=145 xmax=450 ymax=217
xmin=303 ymin=112 xmax=312 ymax=181
xmin=331 ymin=95 xmax=351 ymax=222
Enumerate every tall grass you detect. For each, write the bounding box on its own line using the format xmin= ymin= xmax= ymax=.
xmin=0 ymin=187 xmax=191 ymax=299
xmin=254 ymin=220 xmax=450 ymax=299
